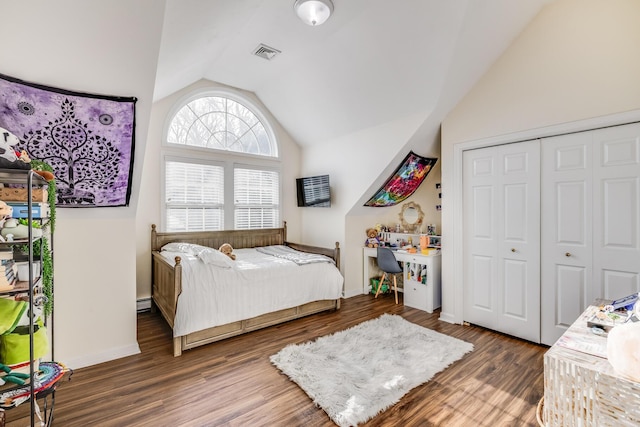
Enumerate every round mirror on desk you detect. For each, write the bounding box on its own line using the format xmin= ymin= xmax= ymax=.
xmin=398 ymin=202 xmax=424 ymax=233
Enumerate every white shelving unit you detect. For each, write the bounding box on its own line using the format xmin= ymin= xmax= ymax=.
xmin=402 ymin=253 xmax=442 ymax=313
xmin=363 ymin=247 xmax=442 ymax=313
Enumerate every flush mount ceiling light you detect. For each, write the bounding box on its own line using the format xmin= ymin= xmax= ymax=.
xmin=294 ymin=0 xmax=334 ymax=26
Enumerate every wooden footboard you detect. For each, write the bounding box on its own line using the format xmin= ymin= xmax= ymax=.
xmin=150 ymin=223 xmax=342 ymax=356
xmin=176 ymin=299 xmax=341 ymax=356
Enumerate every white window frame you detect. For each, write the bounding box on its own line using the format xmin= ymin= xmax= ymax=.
xmin=163 ymin=88 xmax=279 ymax=158
xmin=161 ymin=88 xmax=282 ymax=231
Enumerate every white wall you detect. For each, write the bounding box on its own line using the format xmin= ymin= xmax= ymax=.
xmin=300 ymin=111 xmax=444 ymax=296
xmin=440 ymin=0 xmax=640 ymax=323
xmin=0 ymin=0 xmax=165 ymax=368
xmin=136 ymin=79 xmax=303 ymax=301
xmin=0 ymin=0 xmax=560 ymax=367
xmin=296 ymin=0 xmax=545 ymax=297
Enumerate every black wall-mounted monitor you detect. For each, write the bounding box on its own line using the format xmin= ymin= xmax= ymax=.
xmin=296 ymin=174 xmax=331 ymax=207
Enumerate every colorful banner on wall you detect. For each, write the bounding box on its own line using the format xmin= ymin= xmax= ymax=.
xmin=0 ymin=73 xmax=136 ymax=207
xmin=364 ymin=151 xmax=437 ymax=207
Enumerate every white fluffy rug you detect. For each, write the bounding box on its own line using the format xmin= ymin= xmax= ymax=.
xmin=270 ymin=313 xmax=474 ymax=426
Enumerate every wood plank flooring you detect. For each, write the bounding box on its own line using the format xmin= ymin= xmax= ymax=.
xmin=7 ymin=294 xmax=548 ymax=426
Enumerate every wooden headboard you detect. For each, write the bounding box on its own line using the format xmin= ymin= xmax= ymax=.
xmin=151 ymin=222 xmax=340 ymax=269
xmin=151 ymin=222 xmax=287 ymax=252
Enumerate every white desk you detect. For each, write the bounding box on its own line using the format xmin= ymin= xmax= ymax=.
xmin=363 ymin=247 xmax=442 ymax=313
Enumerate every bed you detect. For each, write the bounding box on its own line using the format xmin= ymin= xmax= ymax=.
xmin=150 ymin=223 xmax=343 ymax=356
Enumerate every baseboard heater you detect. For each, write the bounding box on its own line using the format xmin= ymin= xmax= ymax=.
xmin=137 ymin=298 xmax=152 ymax=313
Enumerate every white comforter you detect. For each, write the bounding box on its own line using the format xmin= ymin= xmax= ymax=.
xmin=160 ymin=246 xmax=344 ymax=337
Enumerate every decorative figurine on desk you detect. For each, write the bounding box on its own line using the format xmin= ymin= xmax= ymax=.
xmin=420 ymin=234 xmax=429 ymax=251
xmin=365 ymin=228 xmax=381 ymax=248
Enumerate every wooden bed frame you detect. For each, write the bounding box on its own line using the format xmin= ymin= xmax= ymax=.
xmin=151 ymin=222 xmax=341 ymax=356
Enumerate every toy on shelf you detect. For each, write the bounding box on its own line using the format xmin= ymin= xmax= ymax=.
xmin=0 ymin=128 xmax=30 ymax=171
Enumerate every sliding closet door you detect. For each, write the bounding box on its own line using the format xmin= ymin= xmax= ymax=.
xmin=592 ymin=123 xmax=640 ymax=300
xmin=541 ymin=133 xmax=593 ymax=346
xmin=463 ymin=140 xmax=541 ymax=343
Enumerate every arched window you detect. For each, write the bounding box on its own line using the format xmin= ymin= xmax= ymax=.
xmin=163 ymin=90 xmax=280 ymax=232
xmin=167 ymin=96 xmax=277 ymax=157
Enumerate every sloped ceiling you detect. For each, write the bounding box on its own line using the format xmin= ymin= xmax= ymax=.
xmin=154 ymin=0 xmax=553 ymax=147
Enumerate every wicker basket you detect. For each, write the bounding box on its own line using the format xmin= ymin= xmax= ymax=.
xmin=0 ymin=187 xmax=48 ymax=202
xmin=536 ymin=397 xmax=545 ymax=426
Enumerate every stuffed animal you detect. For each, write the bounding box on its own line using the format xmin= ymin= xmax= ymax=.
xmin=219 ymin=243 xmax=236 ymax=260
xmin=0 ymin=127 xmax=29 ymax=170
xmin=365 ymin=228 xmax=381 ymax=248
xmin=0 ymin=201 xmax=12 ymax=231
xmin=0 ymin=202 xmax=11 ymax=219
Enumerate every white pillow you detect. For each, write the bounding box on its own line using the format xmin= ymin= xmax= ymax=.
xmin=161 ymin=242 xmax=206 ymax=255
xmin=197 ymin=247 xmax=235 ymax=269
xmin=161 ymin=242 xmax=234 ymax=268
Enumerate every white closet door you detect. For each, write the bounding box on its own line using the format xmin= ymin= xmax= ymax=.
xmin=592 ymin=123 xmax=640 ymax=300
xmin=541 ymin=122 xmax=640 ymax=345
xmin=541 ymin=133 xmax=593 ymax=346
xmin=463 ymin=141 xmax=541 ymax=342
xmin=463 ymin=148 xmax=499 ymax=330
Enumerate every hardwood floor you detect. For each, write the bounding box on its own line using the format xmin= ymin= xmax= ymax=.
xmin=7 ymin=294 xmax=548 ymax=426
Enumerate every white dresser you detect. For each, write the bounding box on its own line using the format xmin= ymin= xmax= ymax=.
xmin=363 ymin=247 xmax=442 ymax=313
xmin=544 ymin=305 xmax=640 ymax=426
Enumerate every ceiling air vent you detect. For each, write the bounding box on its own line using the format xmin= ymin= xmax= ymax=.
xmin=252 ymin=44 xmax=281 ymax=61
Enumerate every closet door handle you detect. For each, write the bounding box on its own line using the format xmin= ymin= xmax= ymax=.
xmin=511 ymin=248 xmax=516 ymax=253
xmin=565 ymin=252 xmax=572 ymax=257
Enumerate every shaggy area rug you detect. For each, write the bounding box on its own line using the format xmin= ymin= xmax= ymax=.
xmin=270 ymin=313 xmax=474 ymax=426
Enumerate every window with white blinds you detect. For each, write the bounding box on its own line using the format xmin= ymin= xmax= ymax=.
xmin=163 ymin=90 xmax=281 ymax=232
xmin=234 ymin=168 xmax=279 ymax=229
xmin=165 ymin=160 xmax=224 ymax=231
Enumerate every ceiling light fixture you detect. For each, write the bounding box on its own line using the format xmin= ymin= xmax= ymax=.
xmin=294 ymin=0 xmax=334 ymax=26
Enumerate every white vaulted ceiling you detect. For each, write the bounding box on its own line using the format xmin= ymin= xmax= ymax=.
xmin=154 ymin=0 xmax=554 ymax=147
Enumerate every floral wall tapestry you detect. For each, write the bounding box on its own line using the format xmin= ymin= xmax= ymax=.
xmin=0 ymin=73 xmax=137 ymax=207
xmin=364 ymin=151 xmax=437 ymax=207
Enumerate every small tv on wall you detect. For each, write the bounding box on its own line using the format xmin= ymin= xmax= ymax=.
xmin=296 ymin=174 xmax=331 ymax=207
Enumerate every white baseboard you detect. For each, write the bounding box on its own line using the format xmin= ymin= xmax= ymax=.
xmin=64 ymin=343 xmax=141 ymax=370
xmin=343 ymin=288 xmax=366 ymax=299
xmin=137 ymin=297 xmax=152 ymax=312
xmin=439 ymin=312 xmax=457 ymax=324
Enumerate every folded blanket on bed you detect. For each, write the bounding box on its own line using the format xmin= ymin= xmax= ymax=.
xmin=256 ymin=245 xmax=334 ymax=265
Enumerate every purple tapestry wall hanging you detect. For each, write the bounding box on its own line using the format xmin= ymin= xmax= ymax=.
xmin=364 ymin=151 xmax=437 ymax=207
xmin=0 ymin=73 xmax=136 ymax=207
